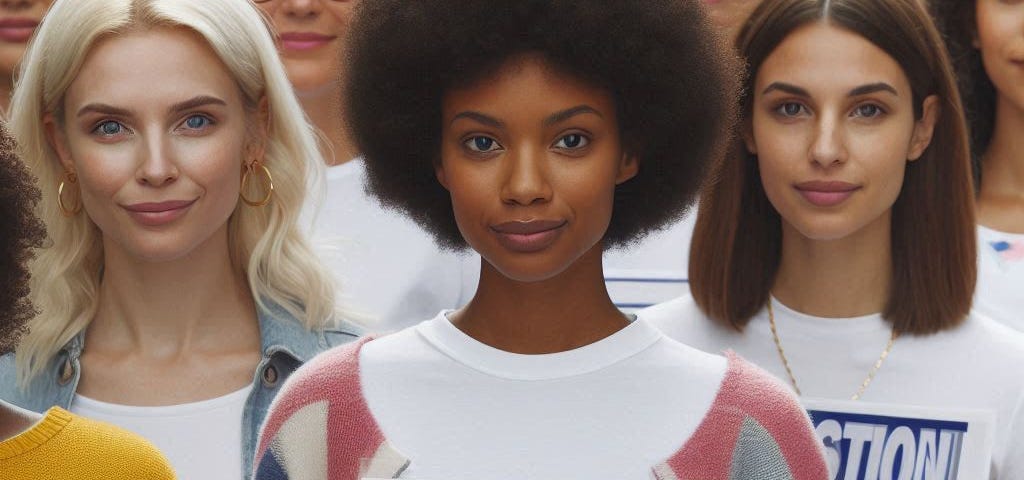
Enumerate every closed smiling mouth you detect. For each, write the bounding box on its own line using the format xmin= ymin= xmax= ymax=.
xmin=490 ymin=220 xmax=567 ymax=253
xmin=794 ymin=181 xmax=861 ymax=207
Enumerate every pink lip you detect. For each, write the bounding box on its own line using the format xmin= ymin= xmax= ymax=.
xmin=122 ymin=199 xmax=196 ymax=227
xmin=279 ymin=32 xmax=336 ymax=52
xmin=795 ymin=181 xmax=861 ymax=207
xmin=0 ymin=18 xmax=37 ymax=43
xmin=491 ymin=220 xmax=567 ymax=253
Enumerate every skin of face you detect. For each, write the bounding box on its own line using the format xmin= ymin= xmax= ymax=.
xmin=256 ymin=0 xmax=356 ymax=95
xmin=0 ymin=0 xmax=52 ymax=80
xmin=976 ymin=0 xmax=1024 ymax=113
xmin=437 ymin=54 xmax=637 ymax=284
xmin=748 ymin=23 xmax=938 ymax=242
xmin=45 ymin=27 xmax=265 ymax=263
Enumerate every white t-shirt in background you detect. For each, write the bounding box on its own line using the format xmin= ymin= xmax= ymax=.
xmin=642 ymin=295 xmax=1024 ymax=479
xmin=602 ymin=211 xmax=695 ymax=312
xmin=71 ymin=385 xmax=252 ymax=480
xmin=358 ymin=312 xmax=726 ymax=479
xmin=976 ymin=225 xmax=1024 ymax=331
xmin=307 ymin=159 xmax=479 ymax=332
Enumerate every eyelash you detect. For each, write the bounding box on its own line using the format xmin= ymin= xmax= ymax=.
xmin=771 ymin=102 xmax=888 ymax=119
xmin=89 ymin=114 xmax=217 ymax=139
xmin=461 ymin=133 xmax=592 ymax=156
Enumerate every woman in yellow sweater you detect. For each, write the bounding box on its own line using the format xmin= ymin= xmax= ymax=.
xmin=0 ymin=123 xmax=175 ymax=479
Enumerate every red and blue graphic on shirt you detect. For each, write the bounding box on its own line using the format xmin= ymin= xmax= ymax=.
xmin=989 ymin=240 xmax=1024 ymax=262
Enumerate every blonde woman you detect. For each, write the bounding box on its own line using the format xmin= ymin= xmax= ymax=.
xmin=0 ymin=0 xmax=357 ymax=478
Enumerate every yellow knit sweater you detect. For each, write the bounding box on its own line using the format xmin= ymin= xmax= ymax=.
xmin=0 ymin=406 xmax=176 ymax=479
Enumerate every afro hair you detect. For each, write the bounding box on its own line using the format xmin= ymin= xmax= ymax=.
xmin=345 ymin=0 xmax=740 ymax=250
xmin=0 ymin=122 xmax=45 ymax=356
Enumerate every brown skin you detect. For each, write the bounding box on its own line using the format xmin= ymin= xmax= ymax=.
xmin=748 ymin=24 xmax=938 ymax=318
xmin=438 ymin=55 xmax=637 ymax=354
xmin=975 ymin=0 xmax=1024 ymax=233
xmin=256 ymin=0 xmax=358 ymax=165
xmin=45 ymin=28 xmax=264 ymax=406
xmin=0 ymin=0 xmax=52 ymax=112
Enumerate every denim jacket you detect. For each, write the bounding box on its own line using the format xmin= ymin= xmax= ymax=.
xmin=0 ymin=303 xmax=361 ymax=478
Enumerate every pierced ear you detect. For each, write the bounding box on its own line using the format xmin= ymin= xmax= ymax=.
xmin=615 ymin=152 xmax=639 ymax=184
xmin=43 ymin=112 xmax=75 ymax=173
xmin=247 ymin=95 xmax=271 ymax=167
xmin=908 ymin=95 xmax=940 ymax=162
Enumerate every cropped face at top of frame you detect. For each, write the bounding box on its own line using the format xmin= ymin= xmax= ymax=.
xmin=255 ymin=0 xmax=357 ymax=94
xmin=975 ymin=0 xmax=1024 ymax=114
xmin=0 ymin=0 xmax=54 ymax=79
xmin=45 ymin=27 xmax=265 ymax=263
xmin=747 ymin=23 xmax=938 ymax=243
xmin=437 ymin=54 xmax=637 ymax=283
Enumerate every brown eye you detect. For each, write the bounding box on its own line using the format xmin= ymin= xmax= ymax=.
xmin=464 ymin=136 xmax=501 ymax=152
xmin=853 ymin=104 xmax=884 ymax=118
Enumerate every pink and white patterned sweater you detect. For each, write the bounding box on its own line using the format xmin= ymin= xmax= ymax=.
xmin=253 ymin=337 xmax=828 ymax=479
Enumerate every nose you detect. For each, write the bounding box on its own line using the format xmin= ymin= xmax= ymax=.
xmin=810 ymin=115 xmax=847 ymax=168
xmin=279 ymin=0 xmax=323 ymax=19
xmin=135 ymin=135 xmax=178 ymax=187
xmin=501 ymin=147 xmax=552 ymax=207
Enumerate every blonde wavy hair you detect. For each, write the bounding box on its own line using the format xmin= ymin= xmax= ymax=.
xmin=10 ymin=0 xmax=337 ymax=386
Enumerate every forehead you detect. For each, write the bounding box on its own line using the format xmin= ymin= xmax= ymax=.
xmin=442 ymin=54 xmax=615 ymax=119
xmin=64 ymin=27 xmax=243 ymax=111
xmin=756 ymin=23 xmax=911 ymax=96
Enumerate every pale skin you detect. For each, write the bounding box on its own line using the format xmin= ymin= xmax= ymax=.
xmin=0 ymin=401 xmax=40 ymax=441
xmin=748 ymin=24 xmax=938 ymax=318
xmin=256 ymin=0 xmax=358 ymax=165
xmin=44 ymin=28 xmax=266 ymax=405
xmin=438 ymin=55 xmax=637 ymax=354
xmin=0 ymin=0 xmax=52 ymax=113
xmin=974 ymin=0 xmax=1024 ymax=233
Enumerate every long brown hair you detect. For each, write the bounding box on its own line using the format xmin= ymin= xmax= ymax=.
xmin=689 ymin=0 xmax=976 ymax=335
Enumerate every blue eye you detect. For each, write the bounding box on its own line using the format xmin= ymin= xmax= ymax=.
xmin=94 ymin=120 xmax=124 ymax=137
xmin=554 ymin=134 xmax=588 ymax=149
xmin=464 ymin=136 xmax=501 ymax=153
xmin=183 ymin=115 xmax=212 ymax=130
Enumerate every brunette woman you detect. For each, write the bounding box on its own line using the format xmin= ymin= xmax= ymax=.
xmin=253 ymin=1 xmax=829 ymax=479
xmin=644 ymin=0 xmax=1024 ymax=477
xmin=931 ymin=0 xmax=1024 ymax=330
xmin=0 ymin=0 xmax=357 ymax=478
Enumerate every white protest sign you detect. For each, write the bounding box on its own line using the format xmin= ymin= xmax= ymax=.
xmin=803 ymin=398 xmax=995 ymax=480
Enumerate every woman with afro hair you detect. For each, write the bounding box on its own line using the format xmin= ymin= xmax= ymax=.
xmin=930 ymin=0 xmax=1024 ymax=331
xmin=0 ymin=122 xmax=175 ymax=479
xmin=253 ymin=1 xmax=828 ymax=479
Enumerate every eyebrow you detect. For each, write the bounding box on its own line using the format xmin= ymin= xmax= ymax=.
xmin=449 ymin=105 xmax=603 ymax=128
xmin=762 ymin=82 xmax=899 ymax=97
xmin=76 ymin=95 xmax=228 ymax=118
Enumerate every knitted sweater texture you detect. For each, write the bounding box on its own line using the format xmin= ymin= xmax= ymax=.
xmin=0 ymin=406 xmax=176 ymax=479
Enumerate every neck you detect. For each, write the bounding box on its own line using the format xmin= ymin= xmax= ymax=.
xmin=978 ymin=95 xmax=1024 ymax=232
xmin=773 ymin=214 xmax=892 ymax=318
xmin=0 ymin=400 xmax=41 ymax=442
xmin=0 ymin=78 xmax=11 ymax=114
xmin=298 ymin=82 xmax=357 ymax=166
xmin=452 ymin=243 xmax=628 ymax=354
xmin=89 ymin=225 xmax=259 ymax=359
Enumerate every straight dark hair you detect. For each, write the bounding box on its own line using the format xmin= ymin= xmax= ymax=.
xmin=690 ymin=0 xmax=976 ymax=335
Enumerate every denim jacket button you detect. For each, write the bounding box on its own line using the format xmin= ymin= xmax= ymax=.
xmin=58 ymin=358 xmax=74 ymax=385
xmin=262 ymin=364 xmax=279 ymax=387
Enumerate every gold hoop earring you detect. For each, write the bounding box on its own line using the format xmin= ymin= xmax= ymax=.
xmin=57 ymin=172 xmax=82 ymax=217
xmin=240 ymin=162 xmax=274 ymax=207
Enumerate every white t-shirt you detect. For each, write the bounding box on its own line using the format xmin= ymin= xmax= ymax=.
xmin=602 ymin=211 xmax=695 ymax=312
xmin=643 ymin=295 xmax=1024 ymax=478
xmin=358 ymin=312 xmax=726 ymax=479
xmin=71 ymin=385 xmax=252 ymax=480
xmin=306 ymin=159 xmax=480 ymax=331
xmin=976 ymin=225 xmax=1024 ymax=331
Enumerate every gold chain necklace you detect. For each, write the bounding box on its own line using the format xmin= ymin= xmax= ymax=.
xmin=767 ymin=299 xmax=898 ymax=401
